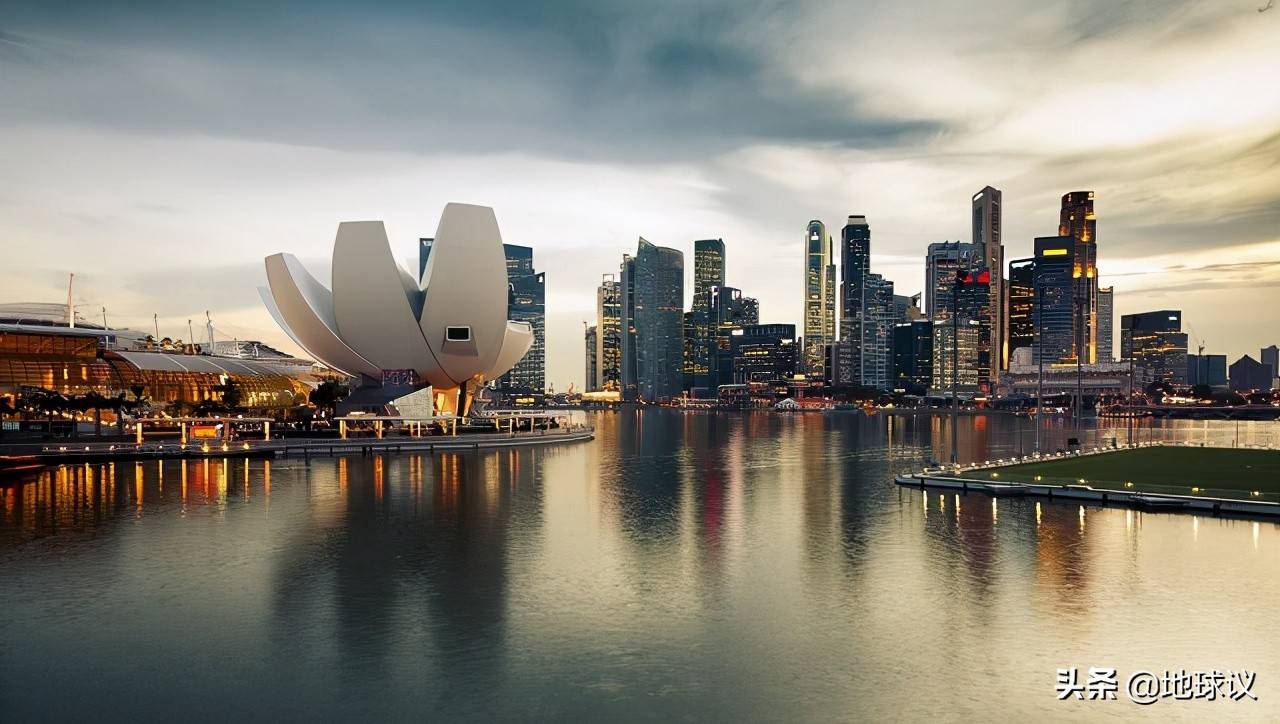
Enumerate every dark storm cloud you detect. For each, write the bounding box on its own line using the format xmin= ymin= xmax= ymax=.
xmin=0 ymin=0 xmax=941 ymax=162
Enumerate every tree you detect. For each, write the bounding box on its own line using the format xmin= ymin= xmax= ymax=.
xmin=216 ymin=379 xmax=244 ymax=410
xmin=309 ymin=378 xmax=350 ymax=415
xmin=1190 ymin=384 xmax=1213 ymax=400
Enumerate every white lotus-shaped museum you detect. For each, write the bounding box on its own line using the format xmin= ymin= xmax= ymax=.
xmin=259 ymin=202 xmax=533 ymax=415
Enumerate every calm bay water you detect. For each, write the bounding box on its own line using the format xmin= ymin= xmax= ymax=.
xmin=2 ymin=411 xmax=1279 ymax=722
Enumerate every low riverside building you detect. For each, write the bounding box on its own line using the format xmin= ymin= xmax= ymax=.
xmin=0 ymin=326 xmax=309 ymax=414
xmin=1000 ymin=347 xmax=1132 ymax=397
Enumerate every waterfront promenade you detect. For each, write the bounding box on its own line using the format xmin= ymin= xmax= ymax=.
xmin=0 ymin=424 xmax=594 ymax=471
xmin=897 ymin=442 xmax=1280 ymax=519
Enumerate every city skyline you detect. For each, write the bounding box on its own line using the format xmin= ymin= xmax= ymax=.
xmin=3 ymin=2 xmax=1278 ymax=390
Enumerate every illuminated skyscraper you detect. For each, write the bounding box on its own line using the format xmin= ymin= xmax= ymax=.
xmin=1033 ymin=236 xmax=1075 ymax=364
xmin=803 ymin=220 xmax=835 ymax=380
xmin=584 ymin=324 xmax=597 ymax=391
xmin=629 ymin=238 xmax=684 ymax=402
xmin=1007 ymin=257 xmax=1035 ymax=359
xmin=1097 ymin=286 xmax=1114 ymax=363
xmin=1059 ymin=191 xmax=1098 ymax=363
xmin=685 ymin=239 xmax=727 ymax=395
xmin=1121 ymin=310 xmax=1188 ymax=387
xmin=707 ymin=286 xmax=759 ymax=390
xmin=971 ymin=186 xmax=1005 ymax=378
xmin=924 ymin=241 xmax=977 ymax=320
xmin=837 ymin=215 xmax=871 ymax=385
xmin=595 ymin=274 xmax=621 ymax=391
xmin=498 ymin=244 xmax=545 ymax=400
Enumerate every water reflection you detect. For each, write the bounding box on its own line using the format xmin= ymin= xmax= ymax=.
xmin=1 ymin=413 xmax=1278 ymax=721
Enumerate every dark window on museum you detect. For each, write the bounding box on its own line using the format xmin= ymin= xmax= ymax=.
xmin=446 ymin=326 xmax=471 ymax=342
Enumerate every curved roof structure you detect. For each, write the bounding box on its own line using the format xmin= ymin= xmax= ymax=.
xmin=262 ymin=203 xmax=532 ymax=391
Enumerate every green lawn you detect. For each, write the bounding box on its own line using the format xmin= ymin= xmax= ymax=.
xmin=966 ymin=446 xmax=1280 ymax=500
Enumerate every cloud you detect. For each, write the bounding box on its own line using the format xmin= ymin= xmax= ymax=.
xmin=1 ymin=0 xmax=1278 ymax=385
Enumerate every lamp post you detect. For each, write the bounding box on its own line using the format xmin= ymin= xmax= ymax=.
xmin=951 ymin=270 xmax=961 ymax=464
xmin=1036 ymin=286 xmax=1044 ymax=455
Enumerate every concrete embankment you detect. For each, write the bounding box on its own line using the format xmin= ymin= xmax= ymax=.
xmin=895 ymin=473 xmax=1280 ymax=519
xmin=0 ymin=429 xmax=595 ymax=471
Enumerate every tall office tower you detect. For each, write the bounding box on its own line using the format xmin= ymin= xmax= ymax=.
xmin=630 ymin=238 xmax=684 ymax=402
xmin=619 ymin=255 xmax=638 ymax=400
xmin=693 ymin=239 xmax=726 ymax=303
xmin=596 ymin=274 xmax=622 ymax=391
xmin=1186 ymin=354 xmax=1227 ymax=388
xmin=1096 ymin=286 xmax=1114 ymax=363
xmin=954 ymin=268 xmax=992 ymax=386
xmin=1059 ymin=191 xmax=1099 ymax=363
xmin=1033 ymin=236 xmax=1076 ymax=365
xmin=931 ymin=319 xmax=982 ymax=396
xmin=859 ymin=273 xmax=895 ymax=390
xmin=731 ymin=323 xmax=797 ymax=384
xmin=835 ymin=215 xmax=871 ymax=385
xmin=803 ymin=220 xmax=836 ymax=381
xmin=498 ymin=244 xmax=546 ymax=398
xmin=707 ymin=286 xmax=759 ymax=390
xmin=1260 ymin=345 xmax=1278 ymax=387
xmin=893 ymin=319 xmax=933 ymax=395
xmin=1121 ymin=310 xmax=1188 ymax=387
xmin=971 ymin=187 xmax=1005 ymax=378
xmin=1007 ymin=258 xmax=1036 ymax=360
xmin=685 ymin=239 xmax=727 ymax=395
xmin=584 ymin=324 xmax=598 ymax=391
xmin=924 ymin=241 xmax=978 ymax=320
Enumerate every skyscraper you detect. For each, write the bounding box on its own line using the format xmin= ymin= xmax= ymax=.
xmin=924 ymin=241 xmax=977 ymax=320
xmin=629 ymin=238 xmax=684 ymax=402
xmin=693 ymin=239 xmax=726 ymax=303
xmin=1121 ymin=310 xmax=1188 ymax=387
xmin=619 ymin=255 xmax=638 ymax=400
xmin=498 ymin=244 xmax=545 ymax=399
xmin=1007 ymin=257 xmax=1035 ymax=360
xmin=971 ymin=186 xmax=1004 ymax=378
xmin=859 ymin=273 xmax=895 ymax=390
xmin=931 ymin=319 xmax=981 ymax=396
xmin=955 ymin=268 xmax=991 ymax=386
xmin=837 ymin=215 xmax=871 ymax=385
xmin=893 ymin=319 xmax=933 ymax=395
xmin=1096 ymin=286 xmax=1114 ymax=363
xmin=685 ymin=239 xmax=727 ymax=395
xmin=1260 ymin=345 xmax=1278 ymax=387
xmin=1033 ymin=236 xmax=1075 ymax=365
xmin=731 ymin=323 xmax=797 ymax=384
xmin=707 ymin=286 xmax=759 ymax=391
xmin=596 ymin=274 xmax=622 ymax=391
xmin=803 ymin=220 xmax=835 ymax=381
xmin=584 ymin=324 xmax=598 ymax=391
xmin=1059 ymin=191 xmax=1099 ymax=363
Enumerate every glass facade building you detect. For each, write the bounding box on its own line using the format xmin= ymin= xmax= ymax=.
xmin=1121 ymin=310 xmax=1188 ymax=387
xmin=971 ymin=186 xmax=1005 ymax=378
xmin=1007 ymin=257 xmax=1035 ymax=361
xmin=628 ymin=238 xmax=684 ymax=402
xmin=684 ymin=239 xmax=726 ymax=395
xmin=803 ymin=220 xmax=835 ymax=381
xmin=837 ymin=216 xmax=871 ymax=385
xmin=1059 ymin=191 xmax=1099 ymax=363
xmin=892 ymin=320 xmax=933 ymax=395
xmin=731 ymin=324 xmax=796 ymax=384
xmin=497 ymin=244 xmax=545 ymax=401
xmin=924 ymin=241 xmax=977 ymax=321
xmin=1033 ymin=236 xmax=1076 ymax=365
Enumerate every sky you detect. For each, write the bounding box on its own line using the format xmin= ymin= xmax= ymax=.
xmin=2 ymin=0 xmax=1278 ymax=389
